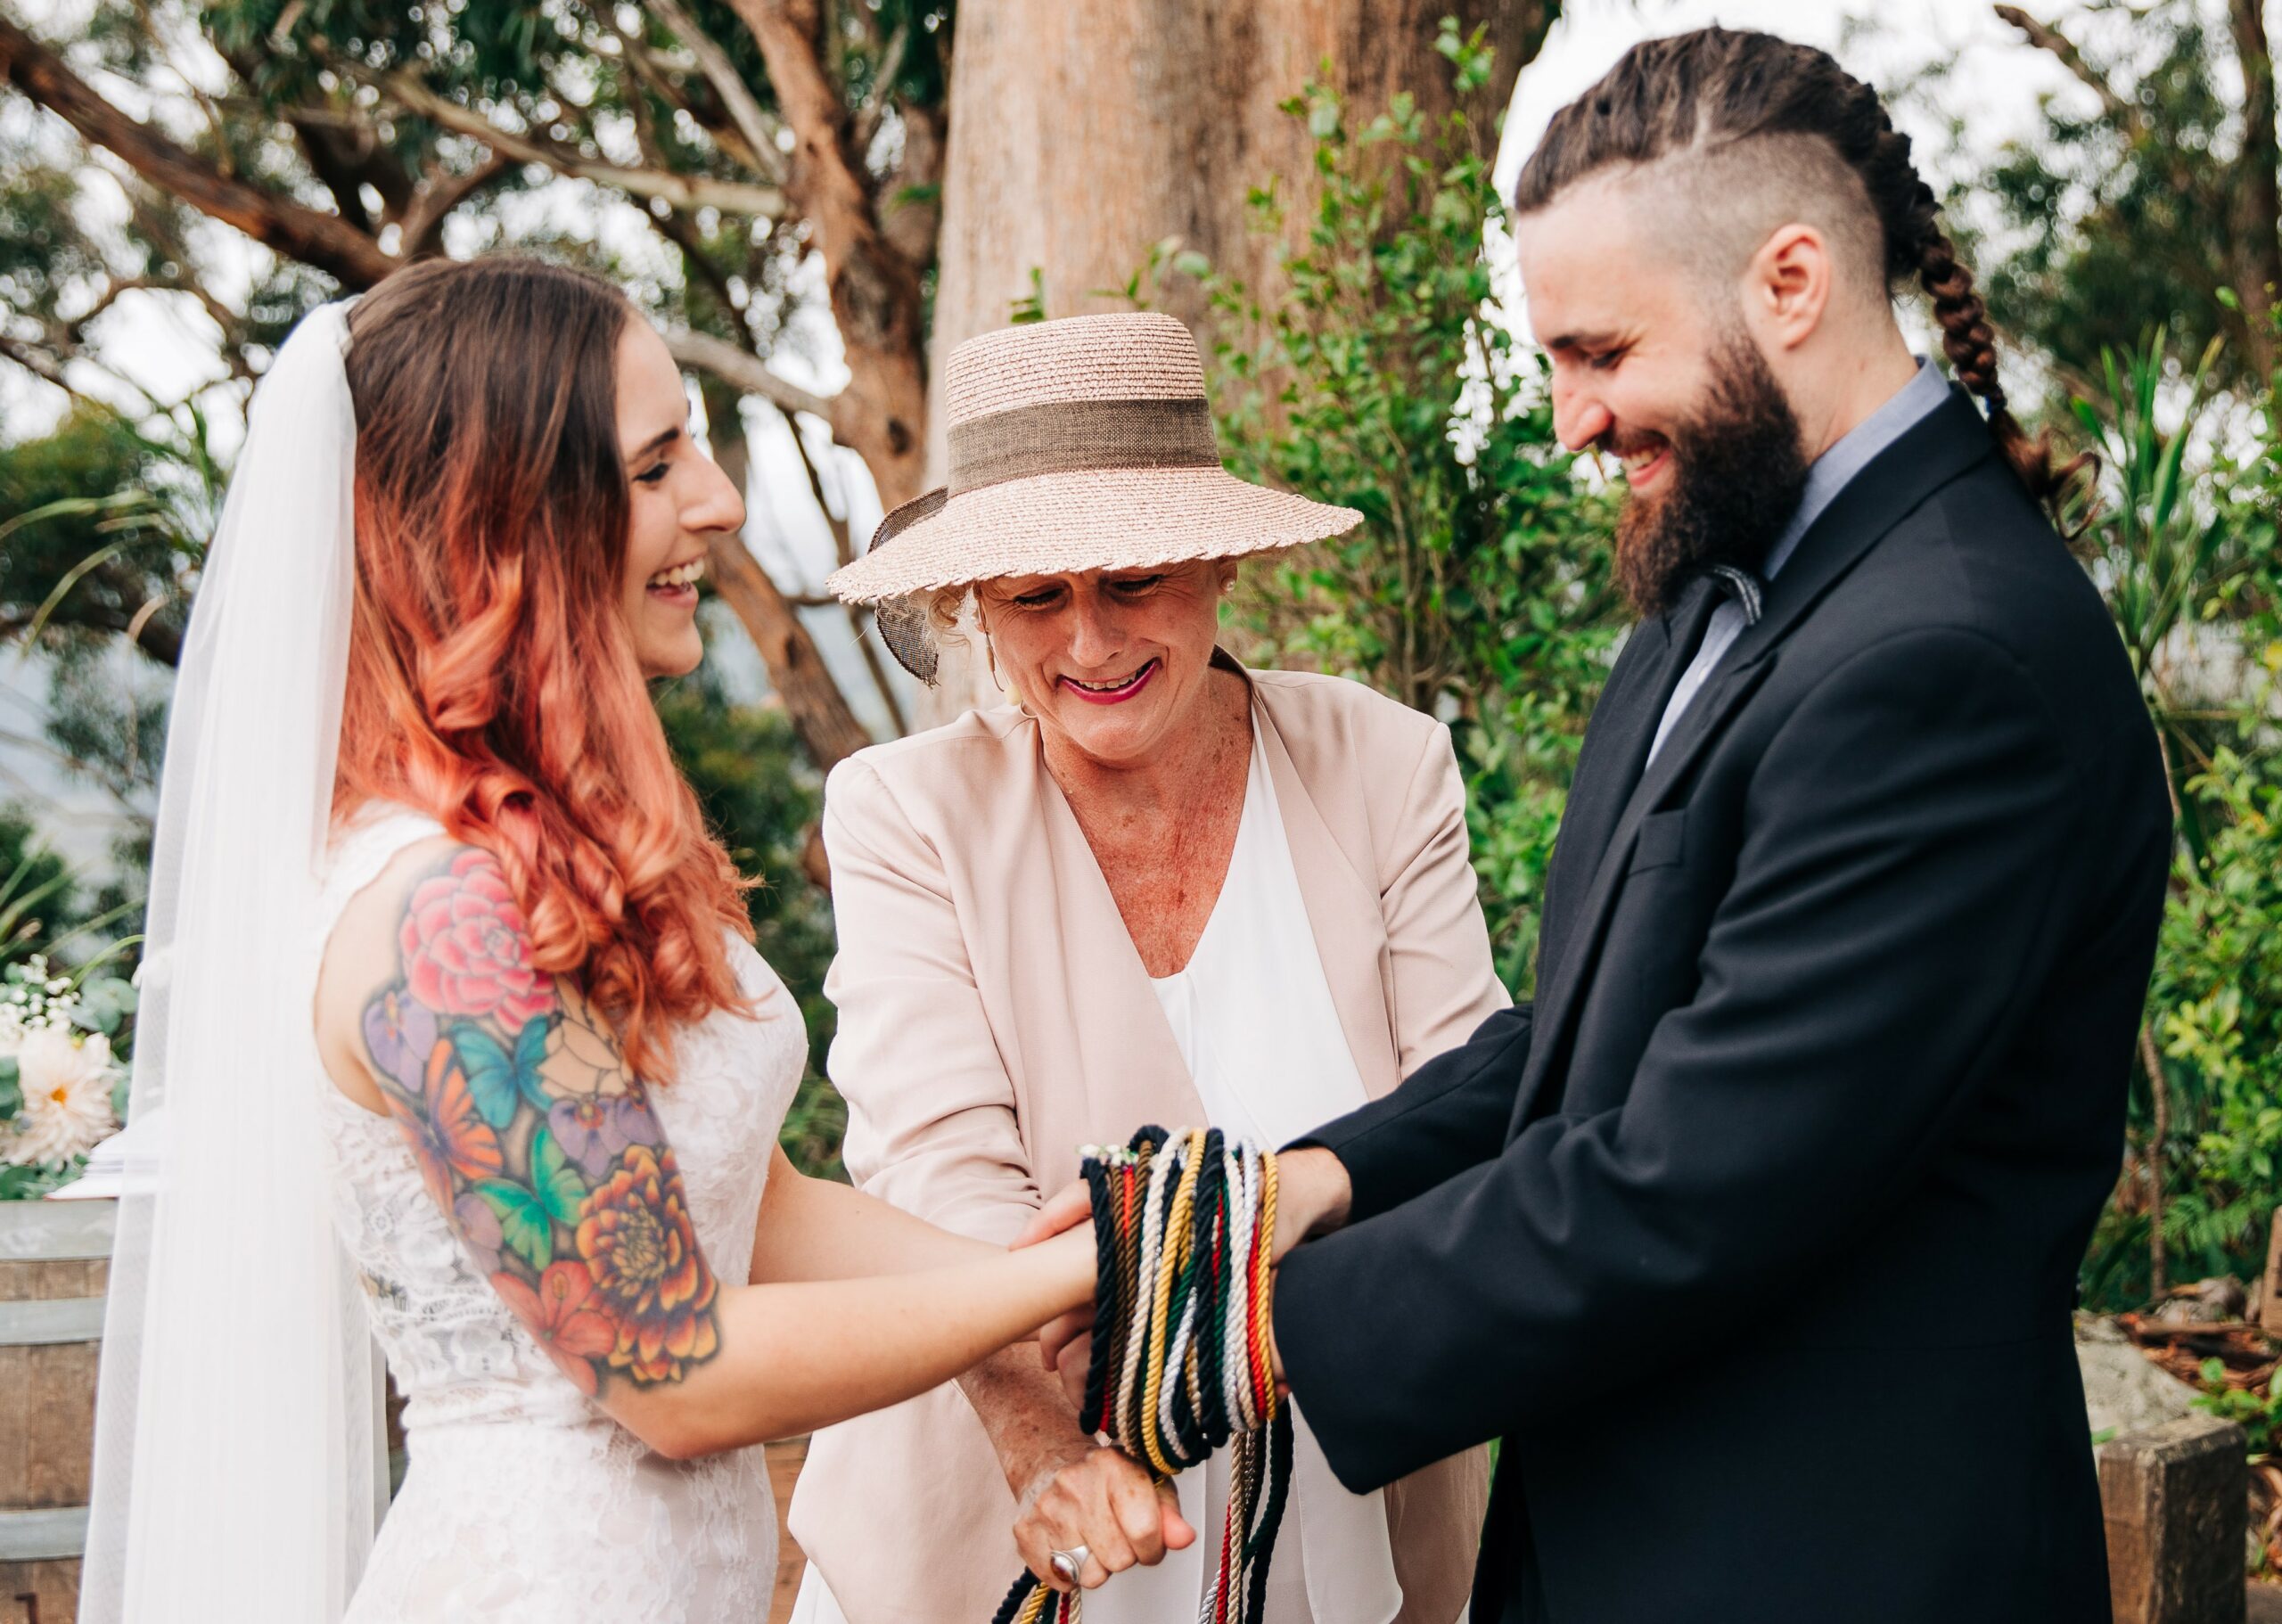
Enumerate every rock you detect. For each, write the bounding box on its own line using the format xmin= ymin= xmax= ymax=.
xmin=2154 ymin=1276 xmax=2251 ymax=1323
xmin=2080 ymin=1333 xmax=2202 ymax=1439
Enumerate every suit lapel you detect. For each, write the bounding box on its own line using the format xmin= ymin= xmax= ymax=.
xmin=1536 ymin=578 xmax=1720 ymax=990
xmin=1511 ymin=388 xmax=2001 ymax=1131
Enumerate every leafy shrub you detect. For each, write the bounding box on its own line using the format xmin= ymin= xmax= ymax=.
xmin=1187 ymin=19 xmax=1621 ymax=991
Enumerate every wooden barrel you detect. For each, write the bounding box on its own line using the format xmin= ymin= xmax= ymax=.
xmin=0 ymin=1198 xmax=112 ymax=1624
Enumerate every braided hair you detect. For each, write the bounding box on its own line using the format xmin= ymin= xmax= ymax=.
xmin=1513 ymin=28 xmax=2089 ymax=524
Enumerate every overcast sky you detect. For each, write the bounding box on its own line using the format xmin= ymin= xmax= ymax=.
xmin=0 ymin=0 xmax=2117 ymax=863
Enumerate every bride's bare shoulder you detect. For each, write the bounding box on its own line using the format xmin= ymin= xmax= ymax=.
xmin=313 ymin=833 xmax=474 ymax=1111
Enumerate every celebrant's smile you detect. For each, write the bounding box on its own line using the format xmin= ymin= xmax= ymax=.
xmin=1057 ymin=658 xmax=1160 ymax=704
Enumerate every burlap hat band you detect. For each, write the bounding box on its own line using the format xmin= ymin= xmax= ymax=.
xmin=946 ymin=396 xmax=1219 ymax=496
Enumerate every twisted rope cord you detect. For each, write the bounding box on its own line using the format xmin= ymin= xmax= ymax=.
xmin=994 ymin=1127 xmax=1288 ymax=1624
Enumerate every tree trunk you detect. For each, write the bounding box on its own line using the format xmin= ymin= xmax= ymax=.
xmin=728 ymin=0 xmax=933 ymax=512
xmin=935 ymin=0 xmax=1551 ymax=357
xmin=920 ymin=0 xmax=1557 ymax=714
xmin=700 ymin=381 xmax=877 ymax=775
xmin=2230 ymin=0 xmax=2282 ymax=390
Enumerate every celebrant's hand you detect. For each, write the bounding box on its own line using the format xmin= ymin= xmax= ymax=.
xmin=1014 ymin=1440 xmax=1194 ymax=1593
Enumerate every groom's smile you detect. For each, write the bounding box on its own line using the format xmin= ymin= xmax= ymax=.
xmin=1519 ymin=176 xmax=1813 ymax=615
xmin=1610 ymin=432 xmax=1674 ymax=493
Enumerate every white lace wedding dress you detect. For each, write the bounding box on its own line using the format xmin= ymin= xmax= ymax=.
xmin=316 ymin=808 xmax=807 ymax=1621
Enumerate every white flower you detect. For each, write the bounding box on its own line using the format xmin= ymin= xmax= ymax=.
xmin=9 ymin=1027 xmax=119 ymax=1166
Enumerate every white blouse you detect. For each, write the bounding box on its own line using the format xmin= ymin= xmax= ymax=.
xmin=1119 ymin=731 xmax=1402 ymax=1624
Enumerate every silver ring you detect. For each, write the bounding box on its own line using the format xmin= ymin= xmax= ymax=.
xmin=1049 ymin=1544 xmax=1091 ymax=1586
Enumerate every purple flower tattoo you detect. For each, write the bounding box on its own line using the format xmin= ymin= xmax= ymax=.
xmin=364 ymin=988 xmax=439 ymax=1096
xmin=548 ymin=1092 xmax=661 ymax=1180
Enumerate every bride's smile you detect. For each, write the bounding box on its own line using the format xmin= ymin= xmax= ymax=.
xmin=617 ymin=321 xmax=743 ymax=681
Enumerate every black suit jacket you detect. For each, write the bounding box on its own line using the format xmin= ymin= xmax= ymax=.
xmin=1275 ymin=391 xmax=2172 ymax=1623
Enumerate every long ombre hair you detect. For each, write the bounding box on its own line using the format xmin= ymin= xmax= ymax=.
xmin=336 ymin=257 xmax=752 ymax=1081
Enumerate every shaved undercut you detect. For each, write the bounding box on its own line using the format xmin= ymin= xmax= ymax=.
xmin=1514 ymin=27 xmax=2082 ymax=519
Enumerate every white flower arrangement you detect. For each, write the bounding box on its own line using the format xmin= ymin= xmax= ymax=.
xmin=9 ymin=1025 xmax=118 ymax=1166
xmin=0 ymin=955 xmax=130 ymax=1178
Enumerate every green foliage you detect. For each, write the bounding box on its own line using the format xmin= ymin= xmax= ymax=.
xmin=0 ymin=405 xmax=206 ymax=663
xmin=1009 ymin=267 xmax=1049 ymax=324
xmin=653 ymin=653 xmax=845 ymax=1177
xmin=0 ymin=806 xmax=76 ymax=971
xmin=1185 ymin=19 xmax=1620 ymax=989
xmin=2195 ymin=1357 xmax=2282 ymax=1459
xmin=2069 ymin=331 xmax=2279 ymax=864
xmin=0 ymin=1161 xmax=86 ymax=1202
xmin=2071 ymin=329 xmax=2282 ymax=1311
xmin=2143 ymin=750 xmax=2282 ymax=1281
xmin=1973 ymin=6 xmax=2262 ymax=395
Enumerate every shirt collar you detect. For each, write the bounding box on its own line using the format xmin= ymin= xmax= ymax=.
xmin=1763 ymin=357 xmax=1952 ymax=582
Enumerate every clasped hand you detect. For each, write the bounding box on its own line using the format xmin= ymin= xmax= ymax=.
xmin=999 ymin=1147 xmax=1353 ymax=1590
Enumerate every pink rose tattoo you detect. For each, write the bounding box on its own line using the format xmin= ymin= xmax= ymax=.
xmin=400 ymin=850 xmax=554 ymax=1031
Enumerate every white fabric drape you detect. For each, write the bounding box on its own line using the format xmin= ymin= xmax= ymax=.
xmin=82 ymin=300 xmax=386 ymax=1623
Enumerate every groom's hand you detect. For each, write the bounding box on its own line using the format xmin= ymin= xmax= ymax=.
xmin=1017 ymin=1148 xmax=1355 ymax=1259
xmin=1269 ymin=1147 xmax=1354 ymax=1260
xmin=1014 ymin=1442 xmax=1194 ymax=1593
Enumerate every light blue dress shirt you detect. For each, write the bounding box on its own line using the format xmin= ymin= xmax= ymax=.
xmin=1646 ymin=357 xmax=1954 ymax=766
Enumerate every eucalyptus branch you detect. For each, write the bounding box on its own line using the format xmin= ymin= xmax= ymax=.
xmin=0 ymin=15 xmax=395 ymax=287
xmin=0 ymin=332 xmax=78 ymax=392
xmin=641 ymin=0 xmax=790 ymax=184
xmin=664 ymin=328 xmax=841 ymax=427
xmin=853 ymin=18 xmax=910 ymax=152
xmin=651 ymin=206 xmax=751 ymax=338
xmin=1991 ymin=5 xmax=2142 ymax=130
xmin=781 ymin=406 xmax=907 ymax=734
xmin=591 ymin=9 xmax=775 ymax=179
xmin=398 ymin=151 xmax=515 ymax=258
xmin=367 ymin=67 xmax=786 ymax=217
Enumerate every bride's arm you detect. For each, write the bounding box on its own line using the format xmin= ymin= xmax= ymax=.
xmin=316 ymin=837 xmax=1091 ymax=1460
xmin=748 ymin=1145 xmax=999 ymax=1282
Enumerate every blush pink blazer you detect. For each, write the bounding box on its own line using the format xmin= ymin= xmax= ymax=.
xmin=787 ymin=658 xmax=1506 ymax=1624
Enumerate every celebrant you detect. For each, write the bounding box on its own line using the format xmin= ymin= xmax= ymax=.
xmin=788 ymin=311 xmax=1498 ymax=1624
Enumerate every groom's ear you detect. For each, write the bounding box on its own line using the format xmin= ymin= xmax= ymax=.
xmin=1742 ymin=223 xmax=1836 ymax=355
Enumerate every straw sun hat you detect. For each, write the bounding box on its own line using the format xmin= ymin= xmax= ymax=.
xmin=824 ymin=311 xmax=1361 ymax=683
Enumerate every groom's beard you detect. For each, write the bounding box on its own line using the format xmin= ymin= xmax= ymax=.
xmin=1609 ymin=335 xmax=1811 ymax=618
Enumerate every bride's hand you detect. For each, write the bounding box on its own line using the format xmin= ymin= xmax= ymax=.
xmin=1012 ymin=1178 xmax=1091 ymax=1249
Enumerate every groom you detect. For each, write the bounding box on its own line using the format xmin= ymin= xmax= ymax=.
xmin=1253 ymin=29 xmax=2171 ymax=1624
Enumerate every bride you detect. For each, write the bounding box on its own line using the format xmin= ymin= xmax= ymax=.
xmin=81 ymin=257 xmax=1120 ymax=1621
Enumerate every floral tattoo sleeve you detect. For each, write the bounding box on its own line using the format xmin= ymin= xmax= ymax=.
xmin=360 ymin=848 xmax=720 ymax=1394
